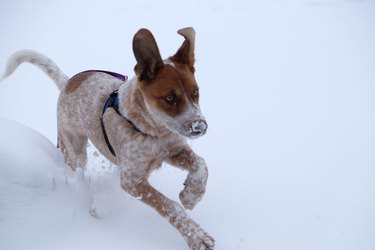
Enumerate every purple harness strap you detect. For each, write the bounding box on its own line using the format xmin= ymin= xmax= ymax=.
xmin=80 ymin=70 xmax=128 ymax=82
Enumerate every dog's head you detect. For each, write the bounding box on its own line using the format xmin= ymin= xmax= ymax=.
xmin=133 ymin=27 xmax=207 ymax=139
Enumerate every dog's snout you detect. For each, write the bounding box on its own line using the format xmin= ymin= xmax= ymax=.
xmin=191 ymin=120 xmax=208 ymax=135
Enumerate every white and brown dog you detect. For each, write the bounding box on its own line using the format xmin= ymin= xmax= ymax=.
xmin=2 ymin=27 xmax=214 ymax=250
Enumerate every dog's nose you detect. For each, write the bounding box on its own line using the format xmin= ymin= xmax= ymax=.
xmin=191 ymin=120 xmax=208 ymax=135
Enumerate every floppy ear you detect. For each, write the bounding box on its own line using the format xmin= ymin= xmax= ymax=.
xmin=133 ymin=28 xmax=164 ymax=82
xmin=171 ymin=27 xmax=196 ymax=70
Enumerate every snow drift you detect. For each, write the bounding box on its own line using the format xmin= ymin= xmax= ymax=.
xmin=0 ymin=117 xmax=191 ymax=250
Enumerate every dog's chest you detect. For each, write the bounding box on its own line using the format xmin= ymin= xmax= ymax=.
xmin=113 ymin=128 xmax=184 ymax=172
xmin=116 ymin=136 xmax=168 ymax=172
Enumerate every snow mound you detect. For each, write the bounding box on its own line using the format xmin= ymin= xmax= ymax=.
xmin=0 ymin=117 xmax=188 ymax=250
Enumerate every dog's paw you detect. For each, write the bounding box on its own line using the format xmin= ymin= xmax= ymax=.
xmin=180 ymin=166 xmax=208 ymax=210
xmin=179 ymin=182 xmax=205 ymax=210
xmin=185 ymin=222 xmax=215 ymax=250
xmin=193 ymin=232 xmax=215 ymax=250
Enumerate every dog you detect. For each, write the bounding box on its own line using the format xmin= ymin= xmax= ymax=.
xmin=2 ymin=27 xmax=214 ymax=250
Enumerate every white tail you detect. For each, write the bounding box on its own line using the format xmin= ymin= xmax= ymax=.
xmin=1 ymin=50 xmax=69 ymax=91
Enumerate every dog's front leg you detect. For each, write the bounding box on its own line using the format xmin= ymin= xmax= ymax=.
xmin=120 ymin=171 xmax=214 ymax=250
xmin=168 ymin=146 xmax=209 ymax=210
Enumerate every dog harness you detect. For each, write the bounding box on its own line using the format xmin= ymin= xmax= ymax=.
xmin=81 ymin=70 xmax=128 ymax=82
xmin=97 ymin=71 xmax=143 ymax=157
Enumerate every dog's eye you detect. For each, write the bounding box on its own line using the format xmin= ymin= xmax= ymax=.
xmin=193 ymin=89 xmax=199 ymax=97
xmin=165 ymin=94 xmax=177 ymax=105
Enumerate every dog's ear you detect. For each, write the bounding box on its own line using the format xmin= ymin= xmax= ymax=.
xmin=170 ymin=27 xmax=196 ymax=71
xmin=133 ymin=29 xmax=164 ymax=82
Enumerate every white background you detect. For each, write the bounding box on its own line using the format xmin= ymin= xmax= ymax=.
xmin=1 ymin=0 xmax=375 ymax=249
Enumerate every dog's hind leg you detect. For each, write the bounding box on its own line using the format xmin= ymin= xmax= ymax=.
xmin=120 ymin=171 xmax=214 ymax=250
xmin=58 ymin=128 xmax=88 ymax=170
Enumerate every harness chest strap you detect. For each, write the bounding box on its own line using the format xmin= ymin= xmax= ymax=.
xmin=100 ymin=91 xmax=119 ymax=157
xmin=100 ymin=90 xmax=145 ymax=157
xmin=91 ymin=70 xmax=144 ymax=157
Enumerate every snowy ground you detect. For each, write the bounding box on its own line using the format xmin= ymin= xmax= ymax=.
xmin=1 ymin=0 xmax=375 ymax=249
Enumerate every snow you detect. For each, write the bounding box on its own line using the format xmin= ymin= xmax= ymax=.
xmin=1 ymin=0 xmax=375 ymax=249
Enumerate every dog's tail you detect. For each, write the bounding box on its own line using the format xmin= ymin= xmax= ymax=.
xmin=1 ymin=50 xmax=69 ymax=91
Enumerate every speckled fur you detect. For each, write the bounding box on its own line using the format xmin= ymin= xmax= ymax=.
xmin=2 ymin=28 xmax=214 ymax=250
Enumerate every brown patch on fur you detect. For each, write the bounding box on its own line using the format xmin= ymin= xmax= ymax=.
xmin=138 ymin=64 xmax=199 ymax=118
xmin=171 ymin=62 xmax=200 ymax=104
xmin=64 ymin=72 xmax=95 ymax=94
